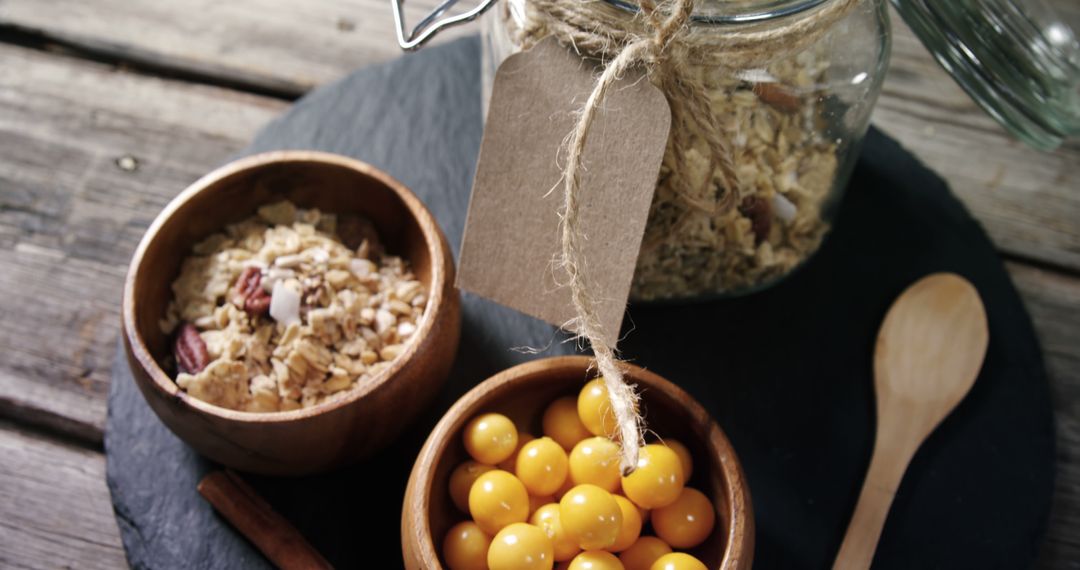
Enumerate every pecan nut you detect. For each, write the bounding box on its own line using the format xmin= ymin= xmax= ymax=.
xmin=739 ymin=196 xmax=772 ymax=245
xmin=752 ymin=82 xmax=801 ymax=113
xmin=232 ymin=267 xmax=271 ymax=316
xmin=174 ymin=322 xmax=210 ymax=374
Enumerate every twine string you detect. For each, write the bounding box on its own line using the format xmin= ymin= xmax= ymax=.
xmin=558 ymin=0 xmax=694 ymax=473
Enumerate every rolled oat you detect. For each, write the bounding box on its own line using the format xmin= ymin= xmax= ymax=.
xmin=160 ymin=200 xmax=428 ymax=412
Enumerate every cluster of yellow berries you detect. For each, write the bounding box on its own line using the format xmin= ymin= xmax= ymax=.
xmin=442 ymin=379 xmax=716 ymax=570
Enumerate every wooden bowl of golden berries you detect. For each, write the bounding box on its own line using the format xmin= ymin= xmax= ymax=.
xmin=402 ymin=355 xmax=753 ymax=570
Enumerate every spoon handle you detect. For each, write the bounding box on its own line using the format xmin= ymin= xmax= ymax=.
xmin=832 ymin=436 xmax=915 ymax=570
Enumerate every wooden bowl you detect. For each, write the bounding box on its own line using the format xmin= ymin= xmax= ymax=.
xmin=402 ymin=356 xmax=754 ymax=569
xmin=122 ymin=151 xmax=460 ymax=476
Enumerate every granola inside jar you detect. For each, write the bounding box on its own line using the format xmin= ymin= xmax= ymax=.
xmin=482 ymin=0 xmax=891 ymax=300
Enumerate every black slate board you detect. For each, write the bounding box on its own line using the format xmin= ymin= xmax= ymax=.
xmin=105 ymin=36 xmax=1055 ymax=569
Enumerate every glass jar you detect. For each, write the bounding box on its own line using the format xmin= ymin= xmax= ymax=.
xmin=480 ymin=0 xmax=892 ymax=301
xmin=891 ymin=0 xmax=1080 ymax=151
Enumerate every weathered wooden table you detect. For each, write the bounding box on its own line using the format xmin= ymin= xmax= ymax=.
xmin=0 ymin=1 xmax=1076 ymax=568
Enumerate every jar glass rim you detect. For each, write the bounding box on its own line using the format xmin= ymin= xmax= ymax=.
xmin=602 ymin=0 xmax=831 ymax=24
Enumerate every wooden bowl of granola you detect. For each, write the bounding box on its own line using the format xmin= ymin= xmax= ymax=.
xmin=122 ymin=151 xmax=461 ymax=476
xmin=401 ymin=356 xmax=754 ymax=569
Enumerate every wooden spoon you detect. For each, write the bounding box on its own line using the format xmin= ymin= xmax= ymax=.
xmin=833 ymin=273 xmax=988 ymax=570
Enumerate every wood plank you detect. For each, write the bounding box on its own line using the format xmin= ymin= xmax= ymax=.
xmin=0 ymin=42 xmax=287 ymax=443
xmin=1010 ymin=263 xmax=1080 ymax=568
xmin=0 ymin=0 xmax=459 ymax=96
xmin=1 ymin=0 xmax=1077 ymax=273
xmin=0 ymin=421 xmax=126 ymax=569
xmin=873 ymin=13 xmax=1080 ymax=272
xmin=0 ymin=4 xmax=1076 ymax=565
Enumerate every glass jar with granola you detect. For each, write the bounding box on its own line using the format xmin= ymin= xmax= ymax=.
xmin=481 ymin=0 xmax=891 ymax=300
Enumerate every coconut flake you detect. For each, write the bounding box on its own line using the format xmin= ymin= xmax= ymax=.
xmin=274 ymin=254 xmax=303 ymax=268
xmin=306 ymin=247 xmax=330 ymax=264
xmin=269 ymin=280 xmax=301 ymax=327
xmin=397 ymin=322 xmax=417 ymax=338
xmin=736 ymin=68 xmax=778 ymax=83
xmin=350 ymin=258 xmax=376 ymax=277
xmin=772 ymin=193 xmax=798 ymax=223
xmin=374 ymin=309 xmax=396 ymax=335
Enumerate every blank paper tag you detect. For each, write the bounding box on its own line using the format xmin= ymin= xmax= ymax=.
xmin=457 ymin=37 xmax=671 ymax=346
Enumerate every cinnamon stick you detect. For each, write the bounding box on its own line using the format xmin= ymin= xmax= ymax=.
xmin=197 ymin=470 xmax=333 ymax=570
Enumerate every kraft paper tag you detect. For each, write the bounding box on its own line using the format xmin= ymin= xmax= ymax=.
xmin=457 ymin=37 xmax=671 ymax=346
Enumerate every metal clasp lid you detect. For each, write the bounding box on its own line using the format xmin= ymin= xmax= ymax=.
xmin=391 ymin=0 xmax=498 ymax=51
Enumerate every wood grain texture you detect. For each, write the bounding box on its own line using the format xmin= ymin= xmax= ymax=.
xmin=1011 ymin=262 xmax=1080 ymax=568
xmin=0 ymin=0 xmax=462 ymax=96
xmin=0 ymin=0 xmax=1075 ymax=567
xmin=872 ymin=12 xmax=1080 ymax=273
xmin=0 ymin=421 xmax=126 ymax=569
xmin=0 ymin=42 xmax=286 ymax=443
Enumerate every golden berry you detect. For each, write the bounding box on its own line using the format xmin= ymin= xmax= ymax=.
xmin=469 ymin=470 xmax=529 ymax=535
xmin=531 ymin=503 xmax=582 ymax=562
xmin=517 ymin=437 xmax=570 ymax=496
xmin=651 ymin=487 xmax=715 ymax=549
xmin=649 ymin=552 xmax=706 ymax=570
xmin=618 ymin=536 xmax=672 ymax=570
xmin=442 ymin=520 xmax=491 ymax=570
xmin=488 ymin=522 xmax=554 ymax=570
xmin=559 ymin=484 xmax=622 ymax=550
xmin=463 ymin=413 xmax=518 ymax=465
xmin=606 ymin=495 xmax=643 ymax=552
xmin=544 ymin=397 xmax=592 ymax=451
xmin=621 ymin=444 xmax=684 ymax=509
xmin=569 ymin=437 xmax=622 ymax=493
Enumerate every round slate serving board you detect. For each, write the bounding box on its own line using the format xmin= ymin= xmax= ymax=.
xmin=105 ymin=36 xmax=1055 ymax=569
